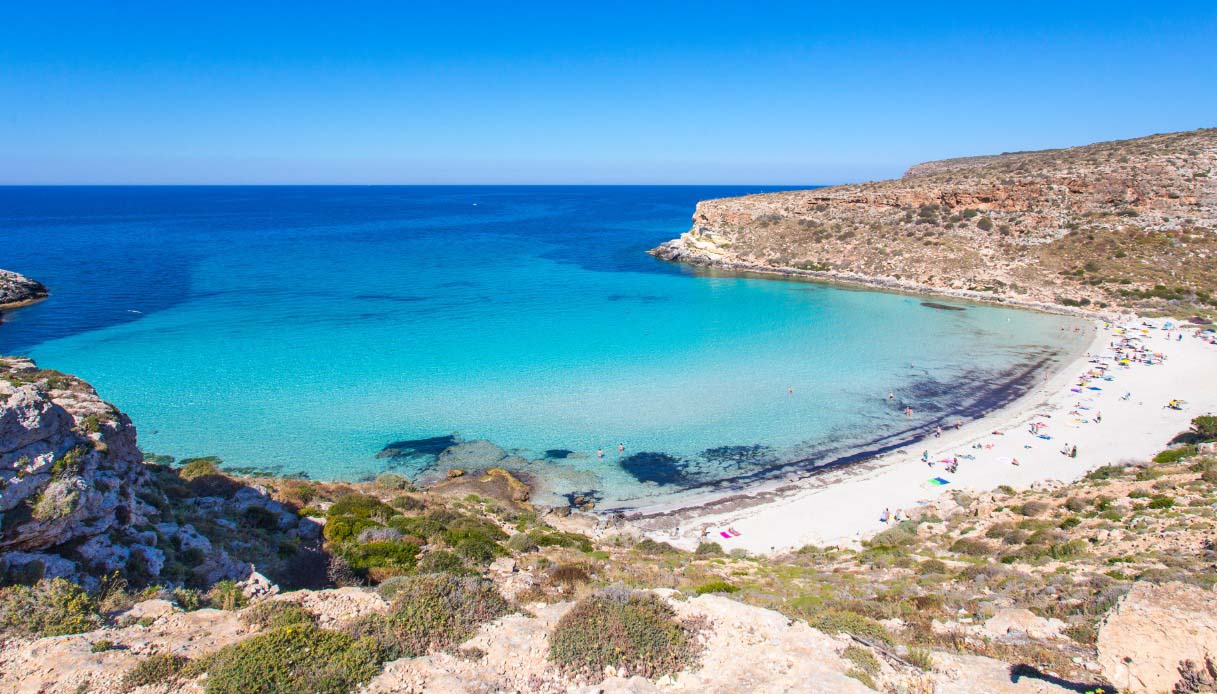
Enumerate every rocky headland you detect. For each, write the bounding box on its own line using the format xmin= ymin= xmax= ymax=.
xmin=0 ymin=269 xmax=48 ymax=317
xmin=652 ymin=128 xmax=1217 ymax=315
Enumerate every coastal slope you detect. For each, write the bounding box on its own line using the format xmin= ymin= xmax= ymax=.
xmin=652 ymin=128 xmax=1217 ymax=314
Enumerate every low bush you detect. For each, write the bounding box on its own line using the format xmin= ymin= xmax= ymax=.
xmin=122 ymin=653 xmax=188 ymax=690
xmin=328 ymin=493 xmax=396 ymax=520
xmin=694 ymin=542 xmax=724 ymax=556
xmin=1154 ymin=446 xmax=1198 ymax=464
xmin=1019 ymin=501 xmax=1051 ymax=517
xmin=842 ymin=644 xmax=881 ymax=675
xmin=415 ymin=549 xmax=474 ymax=575
xmin=341 ymin=541 xmax=421 ymax=579
xmin=1148 ymin=495 xmax=1175 ymax=509
xmin=693 ymin=579 xmax=738 ymax=595
xmin=506 ymin=532 xmax=539 ymax=553
xmin=548 ymin=590 xmax=700 ymax=679
xmin=803 ymin=608 xmax=893 ymax=645
xmin=375 ymin=472 xmax=413 ymax=490
xmin=907 ymin=646 xmax=934 ymax=671
xmin=550 ymin=564 xmax=591 ymax=590
xmin=633 ymin=538 xmax=680 ymax=555
xmin=192 ymin=625 xmax=382 ymax=694
xmin=949 ymin=537 xmax=994 ymax=557
xmin=241 ymin=601 xmax=316 ymax=630
xmin=918 ymin=559 xmax=948 ymax=575
xmin=343 ymin=574 xmax=510 ymax=660
xmin=0 ymin=578 xmax=101 ymax=638
xmin=530 ymin=530 xmax=594 ymax=553
xmin=206 ymin=580 xmax=247 ymax=611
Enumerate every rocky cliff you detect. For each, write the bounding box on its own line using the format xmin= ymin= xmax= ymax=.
xmin=0 ymin=358 xmax=319 ymax=590
xmin=652 ymin=128 xmax=1217 ymax=314
xmin=0 ymin=269 xmax=48 ymax=309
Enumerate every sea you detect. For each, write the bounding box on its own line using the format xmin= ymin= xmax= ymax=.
xmin=0 ymin=186 xmax=1089 ymax=509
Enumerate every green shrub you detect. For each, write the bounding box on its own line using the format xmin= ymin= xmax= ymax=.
xmin=867 ymin=521 xmax=919 ymax=548
xmin=0 ymin=578 xmax=101 ymax=638
xmin=343 ymin=574 xmax=509 ymax=660
xmin=1059 ymin=515 xmax=1081 ymax=530
xmin=694 ymin=542 xmax=724 ymax=556
xmin=323 ymin=516 xmax=383 ymax=544
xmin=949 ymin=537 xmax=994 ymax=557
xmin=1148 ymin=495 xmax=1175 ymax=509
xmin=1190 ymin=415 xmax=1217 ymax=442
xmin=548 ymin=590 xmax=700 ymax=679
xmin=340 ymin=541 xmax=421 ymax=574
xmin=1065 ymin=496 xmax=1088 ymax=512
xmin=842 ymin=644 xmax=881 ymax=675
xmin=1154 ymin=446 xmax=1197 ymax=464
xmin=845 ymin=668 xmax=878 ymax=690
xmin=376 ymin=576 xmax=413 ymax=601
xmin=633 ymin=538 xmax=679 ymax=555
xmin=1086 ymin=465 xmax=1125 ymax=481
xmin=328 ymin=493 xmax=395 ymax=520
xmin=506 ymin=533 xmax=539 ymax=553
xmin=1019 ymin=501 xmax=1051 ymax=517
xmin=193 ymin=625 xmax=382 ymax=694
xmin=550 ymin=564 xmax=592 ymax=590
xmin=375 ymin=472 xmax=413 ymax=490
xmin=123 ymin=653 xmax=188 ymax=689
xmin=90 ymin=639 xmax=115 ymax=653
xmin=918 ymin=559 xmax=948 ymax=575
xmin=389 ymin=494 xmax=425 ymax=511
xmin=804 ymin=609 xmax=893 ymax=645
xmin=173 ymin=588 xmax=203 ymax=611
xmin=907 ymin=646 xmax=934 ymax=671
xmin=415 ymin=550 xmax=474 ymax=576
xmin=693 ymin=579 xmax=738 ymax=595
xmin=241 ymin=601 xmax=315 ymax=630
xmin=206 ymin=581 xmax=247 ymax=611
xmin=529 ymin=530 xmax=594 ymax=553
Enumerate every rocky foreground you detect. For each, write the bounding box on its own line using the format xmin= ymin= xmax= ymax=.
xmin=0 ymin=269 xmax=48 ymax=311
xmin=652 ymin=128 xmax=1217 ymax=315
xmin=3 ymin=360 xmax=1217 ymax=692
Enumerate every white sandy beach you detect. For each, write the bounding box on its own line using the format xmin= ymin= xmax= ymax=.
xmin=643 ymin=317 xmax=1217 ymax=554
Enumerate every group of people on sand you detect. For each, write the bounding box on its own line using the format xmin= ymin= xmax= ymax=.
xmin=879 ymin=507 xmax=905 ymax=524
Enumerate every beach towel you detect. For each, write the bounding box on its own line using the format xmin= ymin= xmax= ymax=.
xmin=1087 ymin=387 xmax=1102 ymax=391
xmin=928 ymin=477 xmax=950 ymax=486
xmin=1036 ymin=434 xmax=1052 ymax=440
xmin=728 ymin=528 xmax=741 ymax=537
xmin=720 ymin=531 xmax=732 ymax=539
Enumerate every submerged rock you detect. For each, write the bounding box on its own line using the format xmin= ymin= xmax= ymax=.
xmin=437 ymin=439 xmax=508 ymax=468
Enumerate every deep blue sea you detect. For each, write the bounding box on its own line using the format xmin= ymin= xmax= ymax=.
xmin=0 ymin=186 xmax=1087 ymax=509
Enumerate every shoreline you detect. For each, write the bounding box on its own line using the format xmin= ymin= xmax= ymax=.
xmin=651 ymin=246 xmax=1114 ymax=320
xmin=621 ymin=316 xmax=1217 ymax=554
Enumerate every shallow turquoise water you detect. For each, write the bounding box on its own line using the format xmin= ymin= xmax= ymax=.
xmin=0 ymin=187 xmax=1087 ymax=507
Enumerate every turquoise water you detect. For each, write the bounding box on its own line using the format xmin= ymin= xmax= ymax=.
xmin=0 ymin=187 xmax=1087 ymax=508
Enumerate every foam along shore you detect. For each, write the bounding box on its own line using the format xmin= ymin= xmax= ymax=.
xmin=634 ymin=317 xmax=1217 ymax=554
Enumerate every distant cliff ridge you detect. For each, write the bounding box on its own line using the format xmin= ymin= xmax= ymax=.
xmin=0 ymin=269 xmax=48 ymax=309
xmin=652 ymin=129 xmax=1217 ymax=314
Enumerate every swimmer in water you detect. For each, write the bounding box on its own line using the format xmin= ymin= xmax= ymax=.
xmin=596 ymin=449 xmax=604 ymax=458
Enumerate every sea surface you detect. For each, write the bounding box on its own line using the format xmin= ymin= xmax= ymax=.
xmin=0 ymin=186 xmax=1088 ymax=508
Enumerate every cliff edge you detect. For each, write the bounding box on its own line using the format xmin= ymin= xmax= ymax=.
xmin=652 ymin=128 xmax=1217 ymax=314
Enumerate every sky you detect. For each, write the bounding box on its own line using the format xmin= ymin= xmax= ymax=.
xmin=1 ymin=1 xmax=1215 ymax=185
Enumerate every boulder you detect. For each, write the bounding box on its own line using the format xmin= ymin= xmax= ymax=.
xmin=1097 ymin=581 xmax=1217 ymax=693
xmin=437 ymin=440 xmax=507 ymax=468
xmin=983 ymin=608 xmax=1066 ymax=641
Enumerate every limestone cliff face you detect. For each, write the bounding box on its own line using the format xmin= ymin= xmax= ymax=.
xmin=653 ymin=129 xmax=1217 ymax=313
xmin=0 ymin=358 xmax=160 ymax=583
xmin=0 ymin=269 xmax=48 ymax=309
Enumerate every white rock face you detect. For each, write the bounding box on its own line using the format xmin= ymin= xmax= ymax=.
xmin=1097 ymin=581 xmax=1217 ymax=693
xmin=0 ymin=359 xmax=155 ymax=583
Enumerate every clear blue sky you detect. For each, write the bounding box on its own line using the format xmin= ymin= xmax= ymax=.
xmin=1 ymin=1 xmax=1215 ymax=184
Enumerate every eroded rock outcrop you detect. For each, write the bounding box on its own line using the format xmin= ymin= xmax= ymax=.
xmin=0 ymin=269 xmax=48 ymax=309
xmin=1096 ymin=581 xmax=1217 ymax=693
xmin=0 ymin=358 xmax=157 ymax=585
